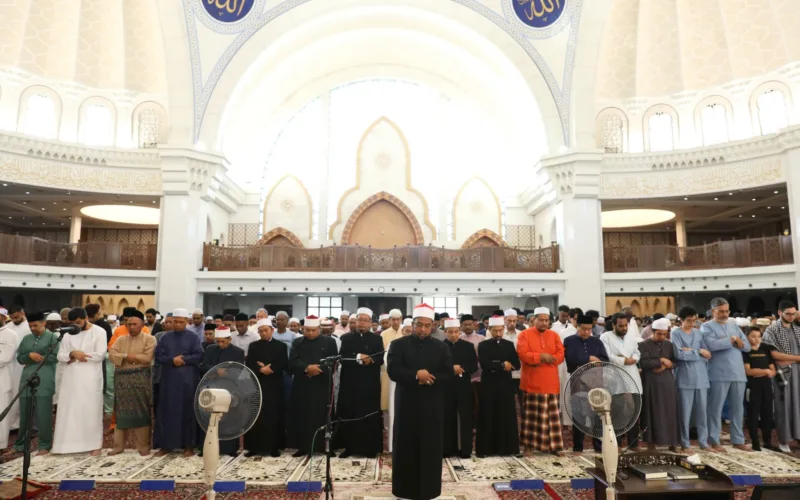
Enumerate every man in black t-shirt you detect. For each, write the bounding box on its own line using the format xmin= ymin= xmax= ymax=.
xmin=743 ymin=326 xmax=776 ymax=450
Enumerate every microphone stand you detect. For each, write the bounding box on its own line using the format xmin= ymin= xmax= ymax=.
xmin=319 ymin=356 xmax=340 ymax=500
xmin=0 ymin=330 xmax=64 ymax=500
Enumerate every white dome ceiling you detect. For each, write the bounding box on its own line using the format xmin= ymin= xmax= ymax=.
xmin=596 ymin=0 xmax=800 ymax=101
xmin=0 ymin=0 xmax=167 ymax=93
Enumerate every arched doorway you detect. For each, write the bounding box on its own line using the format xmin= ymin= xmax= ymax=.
xmin=461 ymin=229 xmax=505 ymax=249
xmin=342 ymin=193 xmax=422 ymax=247
xmin=257 ymin=228 xmax=304 ymax=247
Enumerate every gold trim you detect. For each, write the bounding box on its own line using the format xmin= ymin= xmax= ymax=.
xmin=340 ymin=191 xmax=424 ymax=245
xmin=328 ymin=116 xmax=436 ymax=240
xmin=263 ymin=174 xmax=313 ymax=240
xmin=257 ymin=227 xmax=305 ymax=248
xmin=451 ymin=176 xmax=502 ymax=240
xmin=461 ymin=229 xmax=506 ymax=249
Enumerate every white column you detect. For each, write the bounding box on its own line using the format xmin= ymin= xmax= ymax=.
xmin=675 ymin=213 xmax=687 ymax=247
xmin=155 ymin=193 xmax=204 ymax=312
xmin=784 ymin=143 xmax=800 ymax=295
xmin=69 ymin=211 xmax=82 ymax=243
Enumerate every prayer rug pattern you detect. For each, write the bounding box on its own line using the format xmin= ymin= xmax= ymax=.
xmin=517 ymin=453 xmax=594 ymax=482
xmin=289 ymin=455 xmax=379 ymax=483
xmin=721 ymin=447 xmax=800 ymax=476
xmin=129 ymin=452 xmax=234 ymax=481
xmin=377 ymin=455 xmax=455 ymax=483
xmin=447 ymin=456 xmax=533 ymax=482
xmin=694 ymin=448 xmax=761 ymax=475
xmin=0 ymin=453 xmax=92 ymax=481
xmin=216 ymin=452 xmax=305 ymax=484
xmin=58 ymin=450 xmax=166 ymax=482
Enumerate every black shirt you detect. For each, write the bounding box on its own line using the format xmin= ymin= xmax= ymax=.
xmin=743 ymin=344 xmax=776 ymax=380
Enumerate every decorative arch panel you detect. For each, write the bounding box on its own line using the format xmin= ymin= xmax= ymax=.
xmin=257 ymin=227 xmax=305 ymax=248
xmin=341 ymin=191 xmax=423 ymax=246
xmin=461 ymin=229 xmax=506 ymax=249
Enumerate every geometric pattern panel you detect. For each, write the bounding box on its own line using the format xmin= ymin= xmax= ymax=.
xmin=0 ymin=452 xmax=92 ymax=481
xmin=447 ymin=456 xmax=532 ymax=482
xmin=505 ymin=225 xmax=536 ymax=249
xmin=228 ymin=223 xmax=260 ymax=245
xmin=517 ymin=453 xmax=595 ymax=482
xmin=217 ymin=452 xmax=305 ymax=484
xmin=129 ymin=453 xmax=235 ymax=481
xmin=378 ymin=455 xmax=455 ymax=483
xmin=58 ymin=451 xmax=165 ymax=481
xmin=290 ymin=456 xmax=379 ymax=483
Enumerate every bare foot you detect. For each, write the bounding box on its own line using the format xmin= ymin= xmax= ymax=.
xmin=732 ymin=444 xmax=752 ymax=452
xmin=90 ymin=449 xmax=102 ymax=456
xmin=183 ymin=449 xmax=194 ymax=458
xmin=107 ymin=450 xmax=123 ymax=456
xmin=154 ymin=450 xmax=169 ymax=457
xmin=681 ymin=447 xmax=694 ymax=453
xmin=139 ymin=450 xmax=150 ymax=457
xmin=710 ymin=445 xmax=726 ymax=453
xmin=36 ymin=450 xmax=50 ymax=456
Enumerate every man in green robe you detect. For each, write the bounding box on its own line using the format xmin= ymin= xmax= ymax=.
xmin=15 ymin=311 xmax=60 ymax=454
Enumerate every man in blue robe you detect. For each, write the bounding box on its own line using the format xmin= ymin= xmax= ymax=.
xmin=701 ymin=298 xmax=751 ymax=452
xmin=154 ymin=308 xmax=203 ymax=457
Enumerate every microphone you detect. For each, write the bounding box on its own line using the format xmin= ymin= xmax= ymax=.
xmin=56 ymin=324 xmax=82 ymax=336
xmin=320 ymin=355 xmax=342 ymax=364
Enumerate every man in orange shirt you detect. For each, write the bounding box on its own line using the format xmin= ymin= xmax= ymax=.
xmin=517 ymin=307 xmax=565 ymax=455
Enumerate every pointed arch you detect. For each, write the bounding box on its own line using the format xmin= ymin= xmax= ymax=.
xmin=340 ymin=191 xmax=423 ymax=245
xmin=461 ymin=229 xmax=506 ymax=249
xmin=117 ymin=298 xmax=128 ymax=315
xmin=137 ymin=298 xmax=146 ymax=312
xmin=328 ymin=116 xmax=436 ymax=239
xmin=452 ymin=176 xmax=502 ymax=239
xmin=262 ymin=174 xmax=313 ymax=239
xmin=257 ymin=227 xmax=305 ymax=248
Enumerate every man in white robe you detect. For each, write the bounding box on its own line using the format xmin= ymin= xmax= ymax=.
xmin=622 ymin=306 xmax=640 ymax=339
xmin=556 ymin=313 xmax=577 ymax=425
xmin=6 ymin=305 xmax=29 ymax=430
xmin=601 ymin=313 xmax=643 ymax=450
xmin=0 ymin=307 xmax=18 ymax=450
xmin=52 ymin=307 xmax=107 ymax=456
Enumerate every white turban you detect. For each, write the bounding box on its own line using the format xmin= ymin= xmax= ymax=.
xmin=389 ymin=309 xmax=402 ymax=318
xmin=155 ymin=314 xmax=162 ymax=320
xmin=756 ymin=318 xmax=771 ymax=326
xmin=289 ymin=317 xmax=300 ymax=324
xmin=665 ymin=313 xmax=677 ymax=321
xmin=205 ymin=316 xmax=213 ymax=322
xmin=256 ymin=318 xmax=273 ymax=329
xmin=597 ymin=316 xmax=605 ymax=325
xmin=379 ymin=314 xmax=390 ymax=321
xmin=108 ymin=315 xmax=117 ymax=321
xmin=215 ymin=326 xmax=232 ymax=338
xmin=735 ymin=317 xmax=750 ymax=328
xmin=0 ymin=307 xmax=7 ymax=317
xmin=412 ymin=304 xmax=436 ymax=320
xmin=173 ymin=308 xmax=191 ymax=319
xmin=341 ymin=310 xmax=350 ymax=317
xmin=402 ymin=318 xmax=413 ymax=327
xmin=305 ymin=316 xmax=321 ymax=328
xmin=488 ymin=316 xmax=504 ymax=327
xmin=321 ymin=319 xmax=333 ymax=326
xmin=651 ymin=318 xmax=672 ymax=331
xmin=192 ymin=308 xmax=203 ymax=315
xmin=504 ymin=308 xmax=518 ymax=317
xmin=46 ymin=312 xmax=61 ymax=322
xmin=444 ymin=319 xmax=460 ymax=329
xmin=533 ymin=307 xmax=550 ymax=317
xmin=357 ymin=307 xmax=373 ymax=318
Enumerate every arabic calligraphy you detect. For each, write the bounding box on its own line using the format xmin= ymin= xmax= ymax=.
xmin=201 ymin=0 xmax=253 ymax=23
xmin=512 ymin=0 xmax=566 ymax=29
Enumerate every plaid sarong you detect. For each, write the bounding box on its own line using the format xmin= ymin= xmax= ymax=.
xmin=114 ymin=366 xmax=152 ymax=429
xmin=520 ymin=392 xmax=563 ymax=452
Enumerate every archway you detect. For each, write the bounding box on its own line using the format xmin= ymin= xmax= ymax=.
xmin=137 ymin=298 xmax=146 ymax=312
xmin=257 ymin=227 xmax=304 ymax=247
xmin=341 ymin=192 xmax=423 ymax=246
xmin=117 ymin=298 xmax=129 ymax=315
xmin=461 ymin=229 xmax=505 ymax=249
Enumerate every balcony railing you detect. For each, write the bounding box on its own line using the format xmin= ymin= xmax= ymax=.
xmin=604 ymin=235 xmax=793 ymax=272
xmin=203 ymin=244 xmax=560 ymax=272
xmin=0 ymin=234 xmax=157 ymax=270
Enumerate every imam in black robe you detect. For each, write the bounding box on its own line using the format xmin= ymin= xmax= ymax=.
xmin=337 ymin=330 xmax=385 ymax=457
xmin=443 ymin=338 xmax=477 ymax=457
xmin=199 ymin=343 xmax=245 ymax=456
xmin=244 ymin=338 xmax=289 ymax=455
xmin=476 ymin=338 xmax=521 ymax=456
xmin=639 ymin=338 xmax=680 ymax=447
xmin=288 ymin=334 xmax=339 ymax=454
xmin=387 ymin=334 xmax=452 ymax=500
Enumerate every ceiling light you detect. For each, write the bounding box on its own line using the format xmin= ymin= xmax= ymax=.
xmin=2 ymin=183 xmax=6 ymax=187
xmin=752 ymin=215 xmax=756 ymax=218
xmin=601 ymin=209 xmax=676 ymax=229
xmin=152 ymin=200 xmax=156 ymax=204
xmin=62 ymin=208 xmax=66 ymax=211
xmin=752 ymin=198 xmax=757 ymax=201
xmin=729 ymin=192 xmax=733 ymax=195
xmin=775 ymin=190 xmax=779 ymax=194
xmin=22 ymin=201 xmax=27 ymax=204
xmin=683 ymin=197 xmax=689 ymax=200
xmin=768 ymin=206 xmax=772 ymax=209
xmin=714 ymin=197 xmax=719 ymax=201
xmin=53 ymin=202 xmax=56 ymax=205
xmin=25 ymin=192 xmax=29 ymax=195
xmin=80 ymin=205 xmax=160 ymax=225
xmin=7 ymin=217 xmax=10 ymax=219
xmin=61 ymin=223 xmax=64 ymax=226
xmin=40 ymin=208 xmax=45 ymax=211
xmin=739 ymin=215 xmax=743 ymax=218
xmin=782 ymin=206 xmax=786 ymax=209
xmin=129 ymin=201 xmax=133 ymax=204
xmin=79 ymin=201 xmax=83 ymax=204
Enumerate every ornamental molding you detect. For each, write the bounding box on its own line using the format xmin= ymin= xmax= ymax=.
xmin=340 ymin=191 xmax=424 ymax=246
xmin=599 ymin=157 xmax=784 ymax=200
xmin=461 ymin=229 xmax=507 ymax=249
xmin=257 ymin=227 xmax=304 ymax=248
xmin=0 ymin=131 xmax=159 ymax=168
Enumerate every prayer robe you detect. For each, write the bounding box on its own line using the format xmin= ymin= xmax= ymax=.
xmin=244 ymin=338 xmax=288 ymax=454
xmin=109 ymin=333 xmax=156 ymax=454
xmin=337 ymin=330 xmax=384 ymax=456
xmin=380 ymin=327 xmax=402 ymax=411
xmin=557 ymin=324 xmax=577 ymax=425
xmin=52 ymin=324 xmax=106 ymax=453
xmin=387 ymin=335 xmax=452 ymax=500
xmin=385 ymin=333 xmax=407 ymax=453
xmin=0 ymin=325 xmax=19 ymax=449
xmin=476 ymin=338 xmax=520 ymax=456
xmin=15 ymin=329 xmax=59 ymax=452
xmin=671 ymin=327 xmax=710 ymax=449
xmin=638 ymin=339 xmax=679 ymax=446
xmin=288 ymin=334 xmax=338 ymax=453
xmin=600 ymin=330 xmax=643 ymax=447
xmin=442 ymin=339 xmax=477 ymax=457
xmin=5 ymin=321 xmax=28 ymax=430
xmin=186 ymin=323 xmax=205 ymax=340
xmin=763 ymin=322 xmax=800 ymax=446
xmin=153 ymin=329 xmax=202 ymax=451
xmin=199 ymin=344 xmax=245 ymax=456
xmin=563 ymin=335 xmax=608 ymax=451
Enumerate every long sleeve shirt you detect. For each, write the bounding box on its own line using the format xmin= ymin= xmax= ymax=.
xmin=109 ymin=333 xmax=156 ymax=370
xmin=230 ymin=329 xmax=259 ymax=357
xmin=670 ymin=327 xmax=710 ymax=389
xmin=700 ymin=320 xmax=750 ymax=382
xmin=459 ymin=332 xmax=485 ymax=382
xmin=600 ymin=330 xmax=642 ymax=393
xmin=516 ymin=328 xmax=564 ymax=394
xmin=504 ymin=329 xmax=522 ymax=379
xmin=563 ymin=335 xmax=609 ymax=373
xmin=0 ymin=325 xmax=19 ymax=394
xmin=16 ymin=330 xmax=59 ymax=396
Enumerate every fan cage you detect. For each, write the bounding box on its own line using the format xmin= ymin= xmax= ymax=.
xmin=194 ymin=361 xmax=262 ymax=440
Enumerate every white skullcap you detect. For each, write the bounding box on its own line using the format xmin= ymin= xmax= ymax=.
xmin=727 ymin=317 xmax=737 ymax=324
xmin=256 ymin=318 xmax=272 ymax=329
xmin=357 ymin=307 xmax=373 ymax=318
xmin=379 ymin=314 xmax=390 ymax=321
xmin=388 ymin=309 xmax=402 ymax=318
xmin=504 ymin=308 xmax=518 ymax=317
xmin=289 ymin=317 xmax=300 ymax=324
xmin=108 ymin=315 xmax=117 ymax=321
xmin=205 ymin=316 xmax=213 ymax=322
xmin=173 ymin=308 xmax=191 ymax=319
xmin=305 ymin=316 xmax=321 ymax=327
xmin=215 ymin=326 xmax=232 ymax=338
xmin=412 ymin=304 xmax=436 ymax=320
xmin=46 ymin=312 xmax=61 ymax=322
xmin=192 ymin=308 xmax=203 ymax=315
xmin=651 ymin=318 xmax=671 ymax=331
xmin=341 ymin=310 xmax=350 ymax=317
xmin=533 ymin=307 xmax=550 ymax=317
xmin=756 ymin=318 xmax=772 ymax=326
xmin=321 ymin=319 xmax=333 ymax=326
xmin=444 ymin=319 xmax=460 ymax=329
xmin=402 ymin=318 xmax=413 ymax=327
xmin=597 ymin=316 xmax=605 ymax=325
xmin=155 ymin=314 xmax=162 ymax=320
xmin=735 ymin=317 xmax=750 ymax=328
xmin=488 ymin=316 xmax=505 ymax=327
xmin=0 ymin=307 xmax=7 ymax=317
xmin=665 ymin=313 xmax=677 ymax=320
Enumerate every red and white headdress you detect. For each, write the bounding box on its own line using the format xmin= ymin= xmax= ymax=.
xmin=214 ymin=326 xmax=232 ymax=338
xmin=305 ymin=315 xmax=321 ymax=328
xmin=412 ymin=303 xmax=436 ymax=320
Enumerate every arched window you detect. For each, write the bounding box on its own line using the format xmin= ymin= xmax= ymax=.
xmin=81 ymin=104 xmax=114 ymax=146
xmin=22 ymin=93 xmax=56 ymax=138
xmin=700 ymin=103 xmax=728 ymax=145
xmin=598 ymin=112 xmax=624 ymax=153
xmin=138 ymin=109 xmax=160 ymax=148
xmin=757 ymin=89 xmax=789 ymax=135
xmin=648 ymin=112 xmax=674 ymax=152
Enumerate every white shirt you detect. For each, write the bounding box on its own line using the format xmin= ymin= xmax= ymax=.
xmin=600 ymin=330 xmax=642 ymax=393
xmin=626 ymin=317 xmax=640 ymax=339
xmin=0 ymin=325 xmax=18 ymax=393
xmin=231 ymin=329 xmax=260 ymax=357
xmin=552 ymin=320 xmax=569 ymax=333
xmin=503 ymin=329 xmax=522 ymax=379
